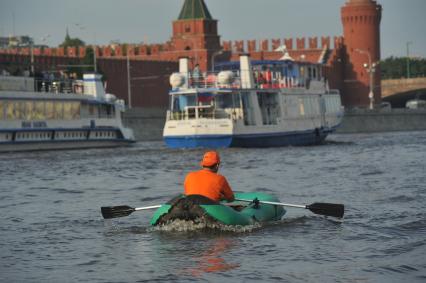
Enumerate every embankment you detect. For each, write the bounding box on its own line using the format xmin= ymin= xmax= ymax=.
xmin=336 ymin=108 xmax=426 ymax=133
xmin=123 ymin=108 xmax=426 ymax=141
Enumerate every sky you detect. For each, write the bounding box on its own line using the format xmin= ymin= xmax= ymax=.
xmin=0 ymin=0 xmax=425 ymax=59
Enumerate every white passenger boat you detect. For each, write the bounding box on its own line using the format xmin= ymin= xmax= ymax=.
xmin=0 ymin=73 xmax=135 ymax=152
xmin=163 ymin=55 xmax=344 ymax=148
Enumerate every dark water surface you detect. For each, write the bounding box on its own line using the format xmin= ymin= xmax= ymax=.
xmin=1 ymin=132 xmax=425 ymax=282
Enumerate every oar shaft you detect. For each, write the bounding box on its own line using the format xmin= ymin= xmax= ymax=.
xmin=234 ymin=198 xmax=344 ymax=218
xmin=134 ymin=205 xmax=162 ymax=211
xmin=235 ymin=198 xmax=306 ymax=209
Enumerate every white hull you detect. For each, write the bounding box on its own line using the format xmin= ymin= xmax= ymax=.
xmin=163 ymin=91 xmax=343 ymax=148
xmin=0 ymin=140 xmax=133 ymax=152
xmin=163 ymin=55 xmax=344 ymax=148
xmin=0 ymin=74 xmax=135 ymax=152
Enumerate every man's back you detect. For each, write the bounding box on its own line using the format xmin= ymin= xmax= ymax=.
xmin=184 ymin=169 xmax=234 ymax=202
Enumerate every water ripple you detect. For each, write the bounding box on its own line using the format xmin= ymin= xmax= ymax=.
xmin=1 ymin=132 xmax=426 ymax=282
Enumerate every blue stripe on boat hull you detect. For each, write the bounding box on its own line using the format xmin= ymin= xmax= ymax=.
xmin=164 ymin=128 xmax=335 ymax=148
xmin=164 ymin=135 xmax=233 ymax=148
xmin=232 ymin=128 xmax=329 ymax=147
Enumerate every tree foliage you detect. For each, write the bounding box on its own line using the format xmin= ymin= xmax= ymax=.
xmin=380 ymin=57 xmax=426 ymax=79
xmin=60 ymin=30 xmax=85 ymax=48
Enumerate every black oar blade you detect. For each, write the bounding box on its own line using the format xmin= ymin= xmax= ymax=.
xmin=101 ymin=205 xmax=135 ymax=219
xmin=307 ymin=203 xmax=345 ymax=218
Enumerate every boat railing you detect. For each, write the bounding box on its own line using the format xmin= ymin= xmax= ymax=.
xmin=187 ymin=72 xmax=240 ymax=89
xmin=34 ymin=78 xmax=85 ymax=94
xmin=167 ymin=105 xmax=233 ymax=121
xmin=182 ymin=71 xmax=323 ymax=90
xmin=0 ymin=75 xmax=89 ymax=95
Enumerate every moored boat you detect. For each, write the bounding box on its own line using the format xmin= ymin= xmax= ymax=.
xmin=0 ymin=73 xmax=135 ymax=152
xmin=150 ymin=192 xmax=286 ymax=226
xmin=163 ymin=54 xmax=344 ymax=148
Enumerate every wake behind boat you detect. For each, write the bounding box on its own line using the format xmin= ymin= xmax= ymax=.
xmin=0 ymin=73 xmax=135 ymax=152
xmin=163 ymin=54 xmax=344 ymax=148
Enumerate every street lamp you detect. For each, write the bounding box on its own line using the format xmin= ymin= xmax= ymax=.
xmin=29 ymin=35 xmax=50 ymax=77
xmin=406 ymin=41 xmax=412 ymax=79
xmin=126 ymin=53 xmax=132 ymax=109
xmin=211 ymin=50 xmax=223 ymax=72
xmin=355 ymin=48 xmax=376 ymax=110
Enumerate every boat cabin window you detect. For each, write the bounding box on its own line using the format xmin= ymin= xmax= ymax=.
xmin=256 ymin=92 xmax=281 ymax=125
xmin=1 ymin=100 xmax=85 ymax=121
xmin=197 ymin=93 xmax=215 ymax=107
xmin=214 ymin=93 xmax=238 ymax=109
xmin=171 ymin=94 xmax=197 ymax=112
xmin=54 ymin=102 xmax=64 ymax=119
xmin=64 ymin=103 xmax=73 ymax=120
xmin=34 ymin=102 xmax=45 ymax=120
xmin=46 ymin=101 xmax=55 ymax=119
xmin=98 ymin=104 xmax=113 ymax=118
xmin=17 ymin=102 xmax=25 ymax=120
xmin=89 ymin=104 xmax=97 ymax=117
xmin=241 ymin=92 xmax=256 ymax=126
xmin=68 ymin=103 xmax=77 ymax=120
xmin=169 ymin=92 xmax=242 ymax=120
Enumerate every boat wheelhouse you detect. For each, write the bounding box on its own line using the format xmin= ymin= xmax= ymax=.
xmin=0 ymin=73 xmax=135 ymax=152
xmin=163 ymin=55 xmax=344 ymax=148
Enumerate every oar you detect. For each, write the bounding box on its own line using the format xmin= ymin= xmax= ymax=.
xmin=101 ymin=204 xmax=161 ymax=219
xmin=235 ymin=198 xmax=344 ymax=218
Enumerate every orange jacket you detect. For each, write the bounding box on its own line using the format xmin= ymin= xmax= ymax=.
xmin=184 ymin=169 xmax=235 ymax=202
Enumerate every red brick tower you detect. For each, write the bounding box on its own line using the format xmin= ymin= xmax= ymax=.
xmin=341 ymin=0 xmax=382 ymax=108
xmin=171 ymin=0 xmax=221 ymax=71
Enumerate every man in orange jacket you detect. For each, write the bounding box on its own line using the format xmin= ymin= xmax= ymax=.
xmin=184 ymin=151 xmax=235 ymax=202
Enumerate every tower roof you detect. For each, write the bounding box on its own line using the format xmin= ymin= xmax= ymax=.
xmin=178 ymin=0 xmax=213 ymax=20
xmin=346 ymin=0 xmax=377 ymax=5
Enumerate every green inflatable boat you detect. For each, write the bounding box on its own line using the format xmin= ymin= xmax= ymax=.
xmin=150 ymin=192 xmax=286 ymax=226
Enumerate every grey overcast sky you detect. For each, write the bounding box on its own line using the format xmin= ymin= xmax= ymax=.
xmin=0 ymin=0 xmax=425 ymax=58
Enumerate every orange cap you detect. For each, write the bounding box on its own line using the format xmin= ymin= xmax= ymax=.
xmin=201 ymin=151 xmax=220 ymax=167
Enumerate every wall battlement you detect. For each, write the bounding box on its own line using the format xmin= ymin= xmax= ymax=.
xmin=222 ymin=36 xmax=343 ymax=53
xmin=0 ymin=36 xmax=343 ymax=60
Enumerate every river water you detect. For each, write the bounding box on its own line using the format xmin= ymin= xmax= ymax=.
xmin=1 ymin=131 xmax=425 ymax=282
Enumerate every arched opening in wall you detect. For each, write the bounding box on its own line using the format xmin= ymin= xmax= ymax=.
xmin=185 ymin=46 xmax=191 ymax=51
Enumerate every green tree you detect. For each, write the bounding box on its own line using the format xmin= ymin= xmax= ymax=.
xmin=60 ymin=28 xmax=85 ymax=48
xmin=381 ymin=56 xmax=426 ymax=79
